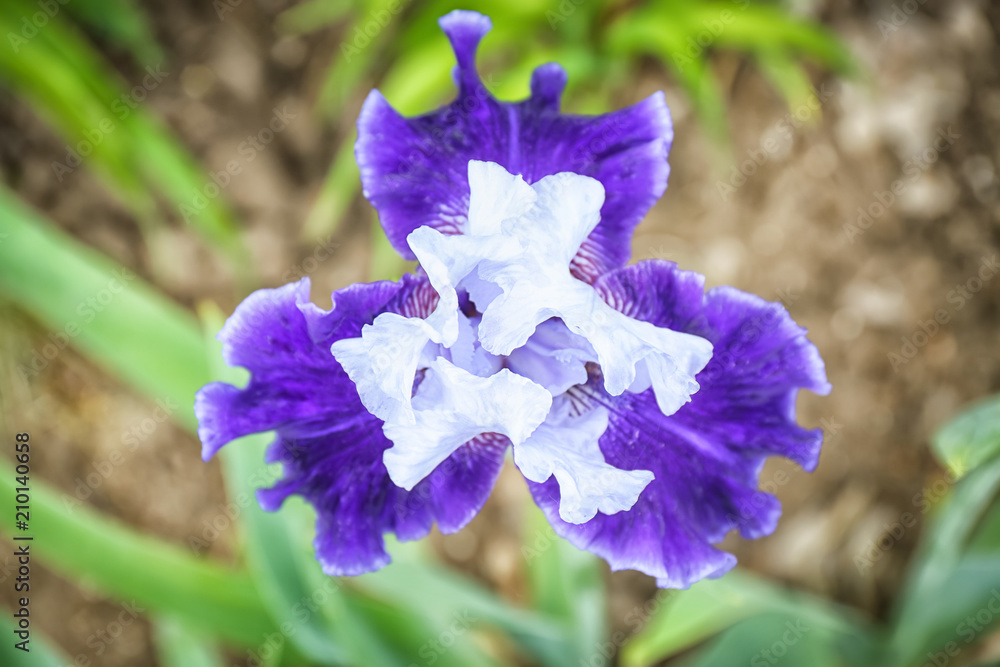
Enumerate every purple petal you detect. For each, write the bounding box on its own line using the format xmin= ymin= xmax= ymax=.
xmin=355 ymin=9 xmax=673 ymax=282
xmin=528 ymin=260 xmax=831 ymax=588
xmin=195 ymin=276 xmax=506 ymax=576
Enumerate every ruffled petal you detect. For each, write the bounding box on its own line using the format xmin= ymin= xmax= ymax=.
xmin=528 ymin=260 xmax=831 ymax=589
xmin=382 ymin=357 xmax=552 ymax=490
xmin=412 ymin=161 xmax=714 ymax=416
xmin=355 ymin=10 xmax=673 ymax=281
xmin=195 ymin=276 xmax=506 ymax=576
xmin=513 ymin=397 xmax=653 ymax=524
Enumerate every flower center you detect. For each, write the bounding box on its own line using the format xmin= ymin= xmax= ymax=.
xmin=331 ymin=160 xmax=713 ymax=523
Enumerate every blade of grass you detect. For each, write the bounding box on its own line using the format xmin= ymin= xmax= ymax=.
xmin=686 ymin=3 xmax=856 ymax=75
xmin=686 ymin=614 xmax=851 ymax=667
xmin=885 ymin=556 xmax=1000 ymax=667
xmin=316 ymin=0 xmax=403 ymax=117
xmin=339 ymin=586 xmax=504 ymax=667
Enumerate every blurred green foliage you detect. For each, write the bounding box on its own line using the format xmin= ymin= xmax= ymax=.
xmin=0 ymin=0 xmax=248 ymax=274
xmin=2 ymin=1 xmax=1000 ymax=666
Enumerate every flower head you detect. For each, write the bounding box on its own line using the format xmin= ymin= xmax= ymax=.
xmin=196 ymin=10 xmax=830 ymax=588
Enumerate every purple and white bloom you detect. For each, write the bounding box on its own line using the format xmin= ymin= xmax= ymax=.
xmin=195 ymin=10 xmax=830 ymax=589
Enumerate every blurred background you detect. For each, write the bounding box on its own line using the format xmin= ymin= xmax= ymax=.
xmin=1 ymin=0 xmax=999 ymax=665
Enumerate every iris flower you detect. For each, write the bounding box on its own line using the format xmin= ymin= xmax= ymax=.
xmin=196 ymin=10 xmax=830 ymax=589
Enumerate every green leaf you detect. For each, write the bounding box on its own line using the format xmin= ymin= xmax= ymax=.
xmin=885 ymin=557 xmax=1000 ymax=667
xmin=603 ymin=15 xmax=730 ymax=146
xmin=895 ymin=457 xmax=1000 ymax=609
xmin=0 ymin=616 xmax=70 ymax=666
xmin=887 ymin=457 xmax=1000 ymax=665
xmin=755 ymin=48 xmax=819 ymax=119
xmin=301 ymin=133 xmax=359 ymax=242
xmin=316 ymin=0 xmax=403 ymax=117
xmin=0 ymin=188 xmax=209 ymax=430
xmin=65 ymin=0 xmax=164 ymax=65
xmin=154 ymin=617 xmax=225 ymax=667
xmin=0 ymin=459 xmax=275 ymax=646
xmin=338 ymin=582 xmax=502 ymax=667
xmin=214 ymin=437 xmax=353 ymax=665
xmin=375 ymin=38 xmax=455 ymax=116
xmin=620 ymin=570 xmax=869 ymax=667
xmin=358 ymin=540 xmax=572 ymax=666
xmin=932 ymin=394 xmax=1000 ymax=479
xmin=685 ymin=4 xmax=856 ymax=74
xmin=523 ymin=503 xmax=607 ymax=667
xmin=685 ymin=613 xmax=856 ymax=667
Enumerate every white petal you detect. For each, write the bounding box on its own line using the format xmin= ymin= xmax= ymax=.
xmin=330 ymin=312 xmax=440 ymax=424
xmin=383 ymin=358 xmax=552 ymax=490
xmin=433 ymin=162 xmax=715 ymax=415
xmin=466 ymin=160 xmax=537 ymax=236
xmin=407 ymin=225 xmax=520 ymax=340
xmin=479 ymin=277 xmax=713 ymax=416
xmin=505 ymin=170 xmax=605 ymax=266
xmin=513 ymin=398 xmax=654 ymax=524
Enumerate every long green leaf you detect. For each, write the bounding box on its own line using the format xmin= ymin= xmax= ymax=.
xmin=0 ymin=617 xmax=70 ymax=667
xmin=885 ymin=557 xmax=1000 ymax=667
xmin=301 ymin=133 xmax=359 ymax=242
xmin=0 ymin=188 xmax=209 ymax=430
xmin=887 ymin=457 xmax=1000 ymax=665
xmin=0 ymin=460 xmax=274 ymax=646
xmin=523 ymin=503 xmax=606 ymax=667
xmin=755 ymin=48 xmax=819 ymax=118
xmin=620 ymin=570 xmax=868 ymax=667
xmin=359 ymin=540 xmax=572 ymax=665
xmin=64 ymin=0 xmax=163 ymax=65
xmin=687 ymin=613 xmax=857 ymax=667
xmin=338 ymin=586 xmax=501 ymax=667
xmin=154 ymin=617 xmax=225 ymax=667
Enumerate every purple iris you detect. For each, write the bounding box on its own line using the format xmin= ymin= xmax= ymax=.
xmin=195 ymin=10 xmax=830 ymax=589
